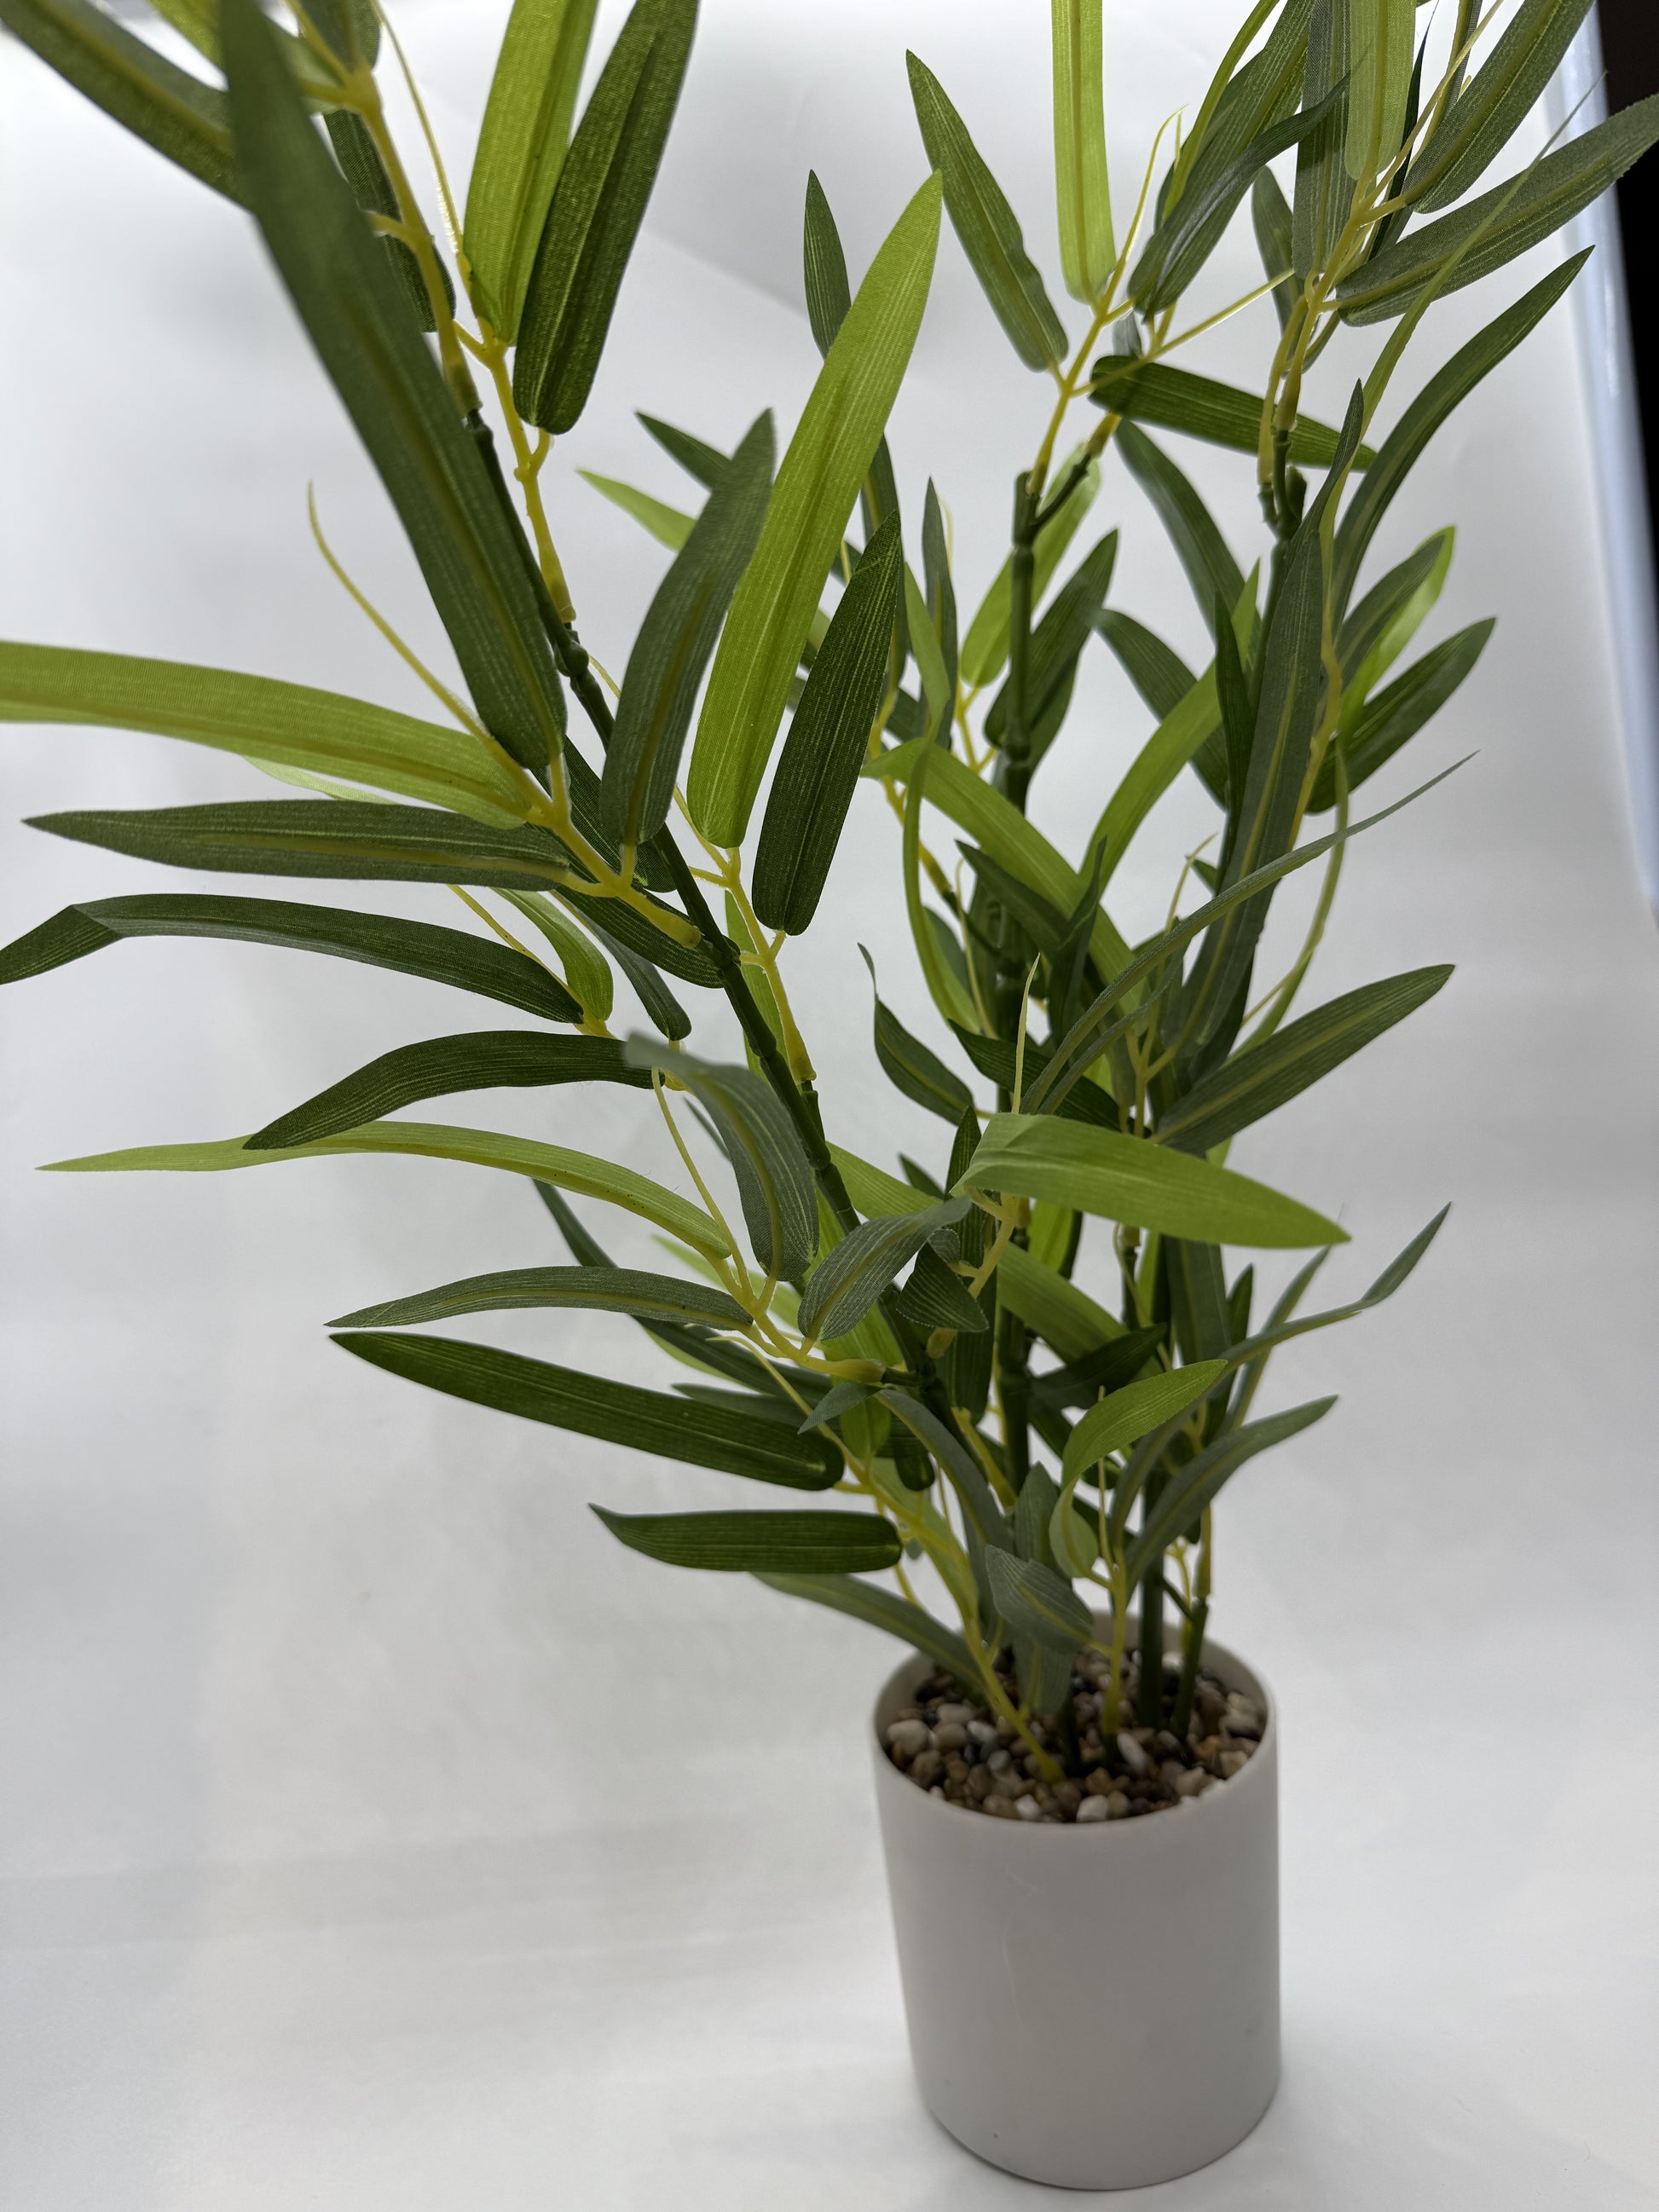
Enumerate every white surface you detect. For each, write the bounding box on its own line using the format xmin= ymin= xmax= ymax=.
xmin=2 ymin=4 xmax=1657 ymax=2206
xmin=874 ymin=1637 xmax=1278 ymax=2190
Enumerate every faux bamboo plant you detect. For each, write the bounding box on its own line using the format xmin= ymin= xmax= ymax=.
xmin=3 ymin=0 xmax=1653 ymax=1786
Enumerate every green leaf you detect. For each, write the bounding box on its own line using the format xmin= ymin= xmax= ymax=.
xmin=246 ymin=1031 xmax=646 ymax=1150
xmin=960 ymin=442 xmax=1101 ymax=688
xmin=802 ymin=168 xmax=853 ymax=354
xmin=1251 ymin=165 xmax=1298 ymax=329
xmin=861 ymin=949 xmax=975 ymax=1123
xmin=1336 ymin=530 xmax=1452 ymax=689
xmin=893 ymin=1242 xmax=989 ymax=1337
xmin=751 ymin=516 xmax=904 ymax=935
xmin=558 ymin=883 xmax=720 ymax=988
xmin=906 ymin=51 xmax=1067 ymax=368
xmin=1345 ymin=0 xmax=1414 ymax=182
xmin=868 ymin=736 xmax=1133 ymax=981
xmin=985 ymin=1548 xmax=1091 ymax=1653
xmin=1335 ymin=111 xmax=1656 ymax=324
xmin=922 ymin=482 xmax=959 ymax=708
xmin=590 ymin=917 xmax=691 ymax=1040
xmin=1115 ymin=423 xmax=1245 ymax=638
xmin=1406 ymin=0 xmax=1593 ymax=212
xmin=1159 ymin=966 xmax=1451 ymax=1156
xmin=1089 ymin=360 xmax=1373 ymax=468
xmin=1061 ymin=1360 xmax=1228 ymax=1484
xmin=331 ymin=1263 xmax=749 ymax=1331
xmin=604 ymin=413 xmax=774 ymax=846
xmin=1332 ymin=254 xmax=1586 ymax=608
xmin=26 ymin=797 xmax=583 ymax=890
xmin=1027 ymin=1325 xmax=1166 ymax=1414
xmin=333 ymin=1330 xmax=836 ymax=1487
xmin=577 ymin=471 xmax=695 ymax=552
xmin=0 ymin=642 xmax=533 ymax=824
xmin=220 ymin=0 xmax=567 ymax=784
xmin=596 ymin=1505 xmax=899 ymax=1572
xmin=0 ymin=892 xmax=574 ymax=1021
xmin=905 ymin=568 xmax=951 ymax=736
xmin=1095 ymin=610 xmax=1197 ymax=720
xmin=1051 ymin=0 xmax=1114 ymax=302
xmin=1124 ymin=1396 xmax=1335 ymax=1582
xmin=951 ymin=1028 xmax=1116 ymax=1127
xmin=323 ymin=111 xmax=448 ymax=332
xmin=962 ymin=1113 xmax=1348 ymax=1248
xmin=51 ymin=1119 xmax=731 ymax=1258
xmin=0 ymin=0 xmax=241 ymax=199
xmin=983 ymin=532 xmax=1119 ymax=758
xmin=880 ymin=1389 xmax=1009 ymax=1545
xmin=998 ymin=1243 xmax=1120 ymax=1358
xmin=637 ymin=413 xmax=728 ymax=488
xmin=754 ymin=1570 xmax=979 ymax=1685
xmin=1228 ymin=1204 xmax=1448 ymax=1372
xmin=512 ymin=0 xmax=697 ymax=432
xmin=1309 ymin=623 xmax=1494 ymax=809
xmin=499 ymin=891 xmax=613 ymax=1020
xmin=626 ymin=1040 xmax=818 ymax=1279
xmin=464 ymin=0 xmax=602 ymax=338
xmin=799 ymin=1199 xmax=971 ymax=1343
xmin=685 ymin=177 xmax=940 ymax=845
xmin=1294 ymin=0 xmax=1353 ymax=281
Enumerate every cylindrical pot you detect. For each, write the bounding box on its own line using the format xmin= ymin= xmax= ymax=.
xmin=871 ymin=1629 xmax=1278 ymax=2191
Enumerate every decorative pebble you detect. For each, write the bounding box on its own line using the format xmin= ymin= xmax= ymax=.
xmin=886 ymin=1718 xmax=931 ymax=1760
xmin=934 ymin=1702 xmax=978 ymax=1726
xmin=1014 ymin=1794 xmax=1045 ymax=1822
xmin=1215 ymin=1749 xmax=1251 ymax=1779
xmin=967 ymin=1719 xmax=999 ymax=1744
xmin=1075 ymin=1794 xmax=1110 ymax=1822
xmin=986 ymin=1747 xmax=1013 ymax=1774
xmin=1174 ymin=1768 xmax=1212 ymax=1799
xmin=909 ymin=1748 xmax=944 ymax=1786
xmin=1116 ymin=1732 xmax=1150 ymax=1775
xmin=1105 ymin=1790 xmax=1130 ymax=1819
xmin=1084 ymin=1769 xmax=1115 ymax=1798
xmin=933 ymin=1722 xmax=968 ymax=1750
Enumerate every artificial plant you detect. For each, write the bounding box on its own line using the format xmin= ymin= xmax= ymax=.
xmin=3 ymin=0 xmax=1652 ymax=1776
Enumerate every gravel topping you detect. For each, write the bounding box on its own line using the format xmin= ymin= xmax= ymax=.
xmin=882 ymin=1651 xmax=1264 ymax=1823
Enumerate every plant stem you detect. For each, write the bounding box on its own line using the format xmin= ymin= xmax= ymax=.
xmin=1136 ymin=1468 xmax=1167 ymax=1727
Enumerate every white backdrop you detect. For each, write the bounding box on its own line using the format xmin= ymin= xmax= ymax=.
xmin=3 ymin=4 xmax=1657 ymax=2205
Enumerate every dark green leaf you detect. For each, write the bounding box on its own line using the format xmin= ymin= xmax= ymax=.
xmin=1251 ymin=165 xmax=1298 ymax=328
xmin=587 ymin=917 xmax=691 ymax=1039
xmin=324 ymin=110 xmax=446 ymax=332
xmin=332 ymin=1264 xmax=749 ymax=1331
xmin=604 ymin=412 xmax=775 ymax=846
xmin=1335 ymin=111 xmax=1656 ymax=325
xmin=222 ymin=0 xmax=568 ymax=783
xmin=1095 ymin=610 xmax=1196 ymax=721
xmin=1027 ymin=1325 xmax=1165 ymax=1416
xmin=0 ymin=0 xmax=240 ymax=199
xmin=881 ymin=1388 xmax=1010 ymax=1545
xmin=1407 ymin=0 xmax=1594 ymax=212
xmin=1090 ymin=359 xmax=1370 ymax=467
xmin=1292 ymin=0 xmax=1350 ymax=281
xmin=0 ymin=893 xmax=574 ymax=1021
xmin=1164 ymin=1242 xmax=1230 ymax=1366
xmin=626 ymin=1039 xmax=818 ymax=1279
xmin=983 ymin=531 xmax=1119 ymax=759
xmin=1332 ymin=254 xmax=1586 ymax=609
xmin=1336 ymin=532 xmax=1452 ymax=685
xmin=596 ymin=1505 xmax=899 ymax=1572
xmin=464 ymin=0 xmax=602 ymax=339
xmin=754 ymin=1569 xmax=979 ymax=1684
xmin=985 ymin=1548 xmax=1091 ymax=1653
xmin=950 ymin=1026 xmax=1118 ymax=1126
xmin=922 ymin=481 xmax=958 ymax=720
xmin=803 ymin=167 xmax=853 ymax=354
xmin=893 ymin=1242 xmax=989 ymax=1335
xmin=899 ymin=1157 xmax=946 ymax=1198
xmin=336 ymin=1330 xmax=840 ymax=1487
xmin=861 ymin=949 xmax=974 ymax=1123
xmin=1124 ymin=1396 xmax=1335 ymax=1581
xmin=512 ymin=0 xmax=697 ymax=432
xmin=636 ymin=413 xmax=728 ymax=488
xmin=1228 ymin=1206 xmax=1449 ymax=1372
xmin=246 ymin=1031 xmax=646 ymax=1150
xmin=1117 ymin=424 xmax=1245 ymax=639
xmin=906 ymin=49 xmax=1068 ymax=368
xmin=750 ymin=516 xmax=904 ymax=935
xmin=799 ymin=1199 xmax=970 ymax=1342
xmin=1309 ymin=623 xmax=1494 ymax=810
xmin=554 ymin=885 xmax=722 ymax=985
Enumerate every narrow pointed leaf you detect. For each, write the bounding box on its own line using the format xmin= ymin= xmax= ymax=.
xmin=1228 ymin=1206 xmax=1448 ymax=1370
xmin=985 ymin=1549 xmax=1091 ymax=1653
xmin=951 ymin=1028 xmax=1118 ymax=1127
xmin=1251 ymin=166 xmax=1298 ymax=328
xmin=596 ymin=1505 xmax=899 ymax=1571
xmin=893 ymin=1243 xmax=989 ymax=1336
xmin=512 ymin=0 xmax=697 ymax=431
xmin=636 ymin=413 xmax=727 ymax=488
xmin=907 ymin=51 xmax=1067 ymax=367
xmin=331 ymin=1264 xmax=749 ymax=1331
xmin=799 ymin=1199 xmax=971 ymax=1342
xmin=960 ymin=443 xmax=1101 ymax=686
xmin=604 ymin=413 xmax=774 ymax=846
xmin=0 ymin=643 xmax=532 ymax=823
xmin=246 ymin=1031 xmax=646 ymax=1151
xmin=751 ymin=516 xmax=904 ymax=934
xmin=1346 ymin=0 xmax=1414 ymax=182
xmin=1117 ymin=424 xmax=1246 ymax=636
xmin=1052 ymin=0 xmax=1114 ymax=302
xmin=1336 ymin=531 xmax=1452 ymax=688
xmin=1061 ymin=1361 xmax=1228 ymax=1484
xmin=962 ymin=1114 xmax=1347 ymax=1247
xmin=577 ymin=471 xmax=694 ymax=551
xmin=881 ymin=1389 xmax=1009 ymax=1545
xmin=1089 ymin=360 xmax=1372 ymax=468
xmin=465 ymin=0 xmax=602 ymax=338
xmin=500 ymin=891 xmax=613 ymax=1019
xmin=686 ymin=176 xmax=941 ymax=845
xmin=1294 ymin=0 xmax=1351 ymax=279
xmin=999 ymin=1245 xmax=1120 ymax=1359
xmin=754 ymin=1571 xmax=979 ymax=1684
xmin=1406 ymin=0 xmax=1594 ymax=212
xmin=1027 ymin=1325 xmax=1165 ymax=1415
xmin=1125 ymin=1396 xmax=1335 ymax=1580
xmin=49 ymin=1120 xmax=731 ymax=1257
xmin=803 ymin=168 xmax=854 ymax=354
xmin=1309 ymin=624 xmax=1494 ymax=809
xmin=1095 ymin=611 xmax=1197 ymax=720
xmin=984 ymin=531 xmax=1119 ymax=756
xmin=0 ymin=893 xmax=574 ymax=1020
xmin=863 ymin=950 xmax=975 ymax=1123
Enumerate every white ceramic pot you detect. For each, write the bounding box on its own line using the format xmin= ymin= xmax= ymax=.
xmin=871 ymin=1628 xmax=1278 ymax=2191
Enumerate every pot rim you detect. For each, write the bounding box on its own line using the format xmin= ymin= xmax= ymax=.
xmin=870 ymin=1613 xmax=1276 ymax=1841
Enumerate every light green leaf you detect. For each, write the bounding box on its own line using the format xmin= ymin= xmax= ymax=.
xmin=686 ymin=175 xmax=942 ymax=845
xmin=331 ymin=1263 xmax=749 ymax=1331
xmin=754 ymin=1570 xmax=979 ymax=1685
xmin=959 ymin=441 xmax=1100 ymax=686
xmin=0 ymin=892 xmax=575 ymax=1021
xmin=906 ymin=50 xmax=1067 ymax=368
xmin=0 ymin=643 xmax=532 ymax=825
xmin=512 ymin=0 xmax=697 ymax=432
xmin=47 ymin=1119 xmax=732 ymax=1258
xmin=1124 ymin=1396 xmax=1335 ymax=1581
xmin=905 ymin=567 xmax=951 ymax=736
xmin=998 ymin=1242 xmax=1120 ymax=1357
xmin=464 ymin=0 xmax=602 ymax=338
xmin=1406 ymin=0 xmax=1593 ymax=212
xmin=985 ymin=1548 xmax=1091 ymax=1653
xmin=962 ymin=1113 xmax=1348 ymax=1248
xmin=596 ymin=1505 xmax=900 ymax=1572
xmin=1346 ymin=0 xmax=1414 ymax=182
xmin=1309 ymin=623 xmax=1494 ymax=811
xmin=499 ymin=891 xmax=614 ymax=1021
xmin=1060 ymin=1360 xmax=1228 ymax=1488
xmin=1051 ymin=0 xmax=1114 ymax=302
xmin=604 ymin=413 xmax=775 ymax=846
xmin=577 ymin=471 xmax=695 ymax=551
xmin=246 ymin=1031 xmax=642 ymax=1150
